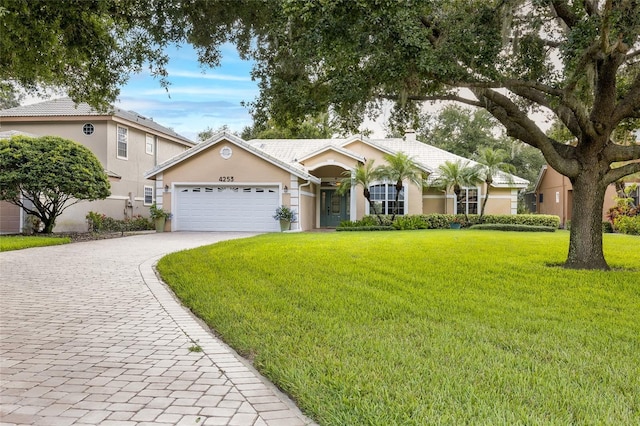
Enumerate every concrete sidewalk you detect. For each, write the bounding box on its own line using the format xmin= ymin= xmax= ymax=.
xmin=0 ymin=233 xmax=315 ymax=426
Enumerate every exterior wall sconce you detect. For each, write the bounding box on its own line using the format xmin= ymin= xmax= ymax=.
xmin=283 ymin=185 xmax=288 ymax=193
xmin=164 ymin=185 xmax=169 ymax=192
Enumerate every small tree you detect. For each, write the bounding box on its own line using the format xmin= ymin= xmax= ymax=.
xmin=337 ymin=160 xmax=384 ymax=224
xmin=432 ymin=160 xmax=481 ymax=219
xmin=376 ymin=152 xmax=424 ymax=221
xmin=474 ymin=147 xmax=516 ymax=221
xmin=0 ymin=136 xmax=110 ymax=233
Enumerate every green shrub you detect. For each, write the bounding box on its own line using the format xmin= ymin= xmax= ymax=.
xmin=602 ymin=221 xmax=614 ymax=233
xmin=86 ymin=211 xmax=106 ymax=232
xmin=338 ymin=213 xmax=561 ymax=231
xmin=338 ymin=215 xmax=393 ymax=228
xmin=86 ymin=211 xmax=153 ymax=233
xmin=392 ymin=215 xmax=428 ymax=230
xmin=469 ymin=223 xmax=556 ymax=232
xmin=480 ymin=214 xmax=560 ymax=228
xmin=336 ymin=226 xmax=395 ymax=232
xmin=613 ymin=215 xmax=640 ymax=235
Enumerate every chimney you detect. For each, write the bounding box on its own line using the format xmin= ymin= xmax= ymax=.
xmin=404 ymin=129 xmax=416 ymax=142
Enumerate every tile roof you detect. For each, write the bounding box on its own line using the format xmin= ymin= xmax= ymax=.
xmin=0 ymin=98 xmax=194 ymax=146
xmin=247 ymin=136 xmax=529 ymax=187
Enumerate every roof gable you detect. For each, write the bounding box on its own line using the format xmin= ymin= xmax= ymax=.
xmin=145 ymin=132 xmax=320 ymax=183
xmin=298 ymin=145 xmax=365 ymax=170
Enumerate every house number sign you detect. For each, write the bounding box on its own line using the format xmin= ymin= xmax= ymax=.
xmin=219 ymin=176 xmax=234 ymax=182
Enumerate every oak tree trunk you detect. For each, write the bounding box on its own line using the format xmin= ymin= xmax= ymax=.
xmin=565 ymin=173 xmax=609 ymax=270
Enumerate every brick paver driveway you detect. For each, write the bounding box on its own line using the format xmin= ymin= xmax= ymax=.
xmin=0 ymin=232 xmax=314 ymax=426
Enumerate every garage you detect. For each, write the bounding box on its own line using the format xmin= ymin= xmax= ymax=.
xmin=174 ymin=185 xmax=280 ymax=232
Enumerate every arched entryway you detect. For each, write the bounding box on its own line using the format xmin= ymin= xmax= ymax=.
xmin=311 ymin=164 xmax=353 ymax=228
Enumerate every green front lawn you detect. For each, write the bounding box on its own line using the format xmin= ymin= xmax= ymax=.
xmin=0 ymin=235 xmax=71 ymax=251
xmin=157 ymin=231 xmax=640 ymax=425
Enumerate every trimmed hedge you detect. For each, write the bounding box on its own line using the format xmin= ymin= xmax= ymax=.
xmin=336 ymin=226 xmax=395 ymax=232
xmin=337 ymin=213 xmax=561 ymax=231
xmin=469 ymin=224 xmax=556 ymax=232
xmin=86 ymin=211 xmax=153 ymax=233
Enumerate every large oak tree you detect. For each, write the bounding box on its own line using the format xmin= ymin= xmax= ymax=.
xmin=182 ymin=0 xmax=640 ymax=270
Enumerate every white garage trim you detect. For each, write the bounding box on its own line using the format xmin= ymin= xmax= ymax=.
xmin=171 ymin=182 xmax=283 ymax=232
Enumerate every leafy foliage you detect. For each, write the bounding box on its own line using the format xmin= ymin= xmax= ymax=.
xmin=376 ymin=152 xmax=424 ymax=221
xmin=86 ymin=211 xmax=153 ymax=233
xmin=469 ymin=223 xmax=556 ymax=232
xmin=338 ymin=213 xmax=561 ymax=231
xmin=0 ymin=136 xmax=110 ymax=233
xmin=273 ymin=205 xmax=297 ymax=222
xmin=431 ymin=160 xmax=481 ymax=217
xmin=0 ymin=0 xmax=188 ymax=110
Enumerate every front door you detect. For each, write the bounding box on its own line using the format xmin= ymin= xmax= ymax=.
xmin=320 ymin=189 xmax=349 ymax=227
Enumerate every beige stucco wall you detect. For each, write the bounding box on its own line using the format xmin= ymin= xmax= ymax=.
xmin=0 ymin=201 xmax=21 ymax=234
xmin=0 ymin=117 xmax=191 ymax=232
xmin=423 ymin=188 xmax=447 ymax=214
xmin=0 ymin=119 xmax=110 ymax=164
xmin=303 ymin=150 xmax=360 ymax=171
xmin=159 ymin=141 xmax=296 ymax=230
xmin=483 ymin=187 xmax=515 ymax=215
xmin=298 ymin=181 xmax=316 ymax=231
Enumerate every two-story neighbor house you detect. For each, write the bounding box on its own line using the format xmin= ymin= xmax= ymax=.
xmin=534 ymin=164 xmax=640 ymax=227
xmin=0 ymin=98 xmax=194 ymax=233
xmin=144 ymin=131 xmax=529 ymax=232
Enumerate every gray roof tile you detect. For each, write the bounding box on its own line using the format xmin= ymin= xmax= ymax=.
xmin=0 ymin=98 xmax=194 ymax=146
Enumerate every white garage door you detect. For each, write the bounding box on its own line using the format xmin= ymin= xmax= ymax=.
xmin=175 ymin=185 xmax=280 ymax=232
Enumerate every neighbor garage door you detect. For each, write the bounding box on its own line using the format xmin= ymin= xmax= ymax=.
xmin=175 ymin=185 xmax=280 ymax=232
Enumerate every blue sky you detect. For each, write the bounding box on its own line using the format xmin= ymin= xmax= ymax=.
xmin=115 ymin=43 xmax=259 ymax=141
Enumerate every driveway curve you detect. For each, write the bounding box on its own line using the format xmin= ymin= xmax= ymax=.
xmin=0 ymin=232 xmax=314 ymax=426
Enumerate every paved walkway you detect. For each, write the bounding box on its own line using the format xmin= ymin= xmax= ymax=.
xmin=0 ymin=233 xmax=315 ymax=426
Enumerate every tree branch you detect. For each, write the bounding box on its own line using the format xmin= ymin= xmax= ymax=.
xmin=550 ymin=0 xmax=580 ymax=29
xmin=418 ymin=15 xmax=440 ymax=47
xmin=471 ymin=87 xmax=580 ymax=177
xmin=603 ymin=142 xmax=640 ymax=163
xmin=613 ymin=73 xmax=640 ymax=124
xmin=604 ymin=161 xmax=640 ymax=185
xmin=380 ymin=93 xmax=484 ymax=108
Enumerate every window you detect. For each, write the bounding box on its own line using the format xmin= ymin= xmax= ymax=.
xmin=456 ymin=188 xmax=479 ymax=215
xmin=143 ymin=186 xmax=153 ymax=206
xmin=83 ymin=123 xmax=94 ymax=135
xmin=369 ymin=183 xmax=405 ymax=215
xmin=145 ymin=134 xmax=154 ymax=155
xmin=117 ymin=126 xmax=128 ymax=159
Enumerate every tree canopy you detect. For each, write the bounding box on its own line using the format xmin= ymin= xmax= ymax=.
xmin=0 ymin=136 xmax=110 ymax=233
xmin=0 ymin=0 xmax=185 ymax=111
xmin=5 ymin=1 xmax=639 ymax=269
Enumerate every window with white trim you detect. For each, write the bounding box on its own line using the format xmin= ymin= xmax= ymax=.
xmin=117 ymin=126 xmax=128 ymax=159
xmin=144 ymin=186 xmax=153 ymax=206
xmin=456 ymin=187 xmax=479 ymax=215
xmin=369 ymin=183 xmax=405 ymax=215
xmin=145 ymin=134 xmax=154 ymax=155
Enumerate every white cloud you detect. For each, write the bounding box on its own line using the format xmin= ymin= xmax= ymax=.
xmin=167 ymin=69 xmax=253 ymax=82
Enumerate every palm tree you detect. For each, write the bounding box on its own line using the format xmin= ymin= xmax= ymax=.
xmin=376 ymin=152 xmax=424 ymax=221
xmin=432 ymin=160 xmax=481 ymax=218
xmin=475 ymin=147 xmax=516 ymax=221
xmin=337 ymin=160 xmax=384 ymax=224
